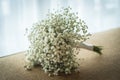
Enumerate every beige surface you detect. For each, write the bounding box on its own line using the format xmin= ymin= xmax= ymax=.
xmin=0 ymin=28 xmax=120 ymax=80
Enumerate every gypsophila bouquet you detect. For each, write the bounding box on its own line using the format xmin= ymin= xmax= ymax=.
xmin=25 ymin=7 xmax=102 ymax=76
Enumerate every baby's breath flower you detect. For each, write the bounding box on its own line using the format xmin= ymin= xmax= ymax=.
xmin=25 ymin=7 xmax=90 ymax=76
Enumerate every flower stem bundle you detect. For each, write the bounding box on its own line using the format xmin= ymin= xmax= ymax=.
xmin=25 ymin=7 xmax=102 ymax=76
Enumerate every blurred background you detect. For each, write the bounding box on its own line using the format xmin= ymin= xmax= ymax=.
xmin=0 ymin=0 xmax=120 ymax=57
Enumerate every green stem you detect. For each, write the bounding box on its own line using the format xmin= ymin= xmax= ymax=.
xmin=93 ymin=46 xmax=103 ymax=55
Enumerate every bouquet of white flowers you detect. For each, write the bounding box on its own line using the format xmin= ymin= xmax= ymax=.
xmin=25 ymin=7 xmax=102 ymax=76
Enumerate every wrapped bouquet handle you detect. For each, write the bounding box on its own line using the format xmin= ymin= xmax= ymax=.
xmin=74 ymin=42 xmax=102 ymax=55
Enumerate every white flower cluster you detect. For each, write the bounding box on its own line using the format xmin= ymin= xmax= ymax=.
xmin=25 ymin=7 xmax=90 ymax=76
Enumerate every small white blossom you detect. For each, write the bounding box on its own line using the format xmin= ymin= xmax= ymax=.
xmin=25 ymin=7 xmax=90 ymax=76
